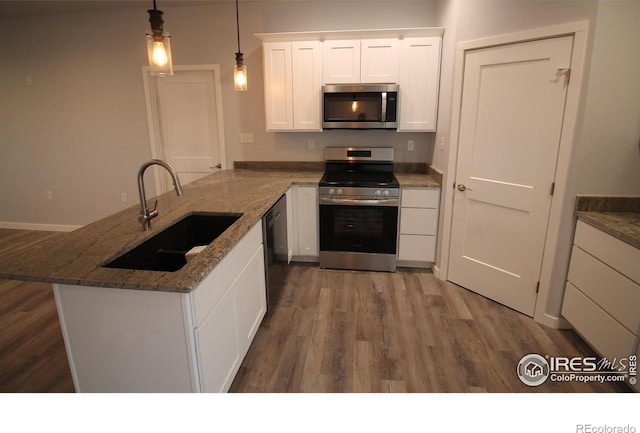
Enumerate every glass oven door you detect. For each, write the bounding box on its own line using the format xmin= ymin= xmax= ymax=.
xmin=319 ymin=203 xmax=398 ymax=254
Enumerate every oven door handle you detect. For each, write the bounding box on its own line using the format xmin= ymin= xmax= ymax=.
xmin=318 ymin=196 xmax=399 ymax=206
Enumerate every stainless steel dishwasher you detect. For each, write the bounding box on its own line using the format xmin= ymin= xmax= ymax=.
xmin=262 ymin=194 xmax=288 ymax=311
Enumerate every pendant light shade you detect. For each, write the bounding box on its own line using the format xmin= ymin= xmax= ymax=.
xmin=146 ymin=1 xmax=173 ymax=77
xmin=234 ymin=0 xmax=247 ymax=91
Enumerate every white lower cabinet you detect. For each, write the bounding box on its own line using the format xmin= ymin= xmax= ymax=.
xmin=195 ymin=244 xmax=266 ymax=392
xmin=397 ymin=187 xmax=440 ymax=267
xmin=562 ymin=220 xmax=640 ymax=391
xmin=289 ymin=185 xmax=319 ymax=262
xmin=54 ymin=222 xmax=266 ymax=393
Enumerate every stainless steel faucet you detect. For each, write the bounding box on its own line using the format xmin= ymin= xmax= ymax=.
xmin=137 ymin=159 xmax=184 ymax=231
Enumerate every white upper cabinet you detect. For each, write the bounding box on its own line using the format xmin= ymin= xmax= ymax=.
xmin=398 ymin=37 xmax=442 ymax=132
xmin=263 ymin=42 xmax=294 ymax=130
xmin=322 ymin=40 xmax=361 ymax=84
xmin=361 ymin=39 xmax=401 ymax=83
xmin=258 ymin=28 xmax=443 ymax=133
xmin=263 ymin=41 xmax=322 ymax=131
xmin=292 ymin=41 xmax=323 ymax=130
xmin=322 ymin=39 xmax=399 ymax=84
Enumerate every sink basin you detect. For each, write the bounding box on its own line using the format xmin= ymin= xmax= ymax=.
xmin=104 ymin=212 xmax=242 ymax=272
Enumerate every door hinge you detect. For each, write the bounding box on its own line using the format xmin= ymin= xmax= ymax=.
xmin=550 ymin=182 xmax=555 ymax=196
xmin=536 ymin=281 xmax=540 ymax=293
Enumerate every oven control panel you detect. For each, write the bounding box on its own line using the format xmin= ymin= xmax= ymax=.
xmin=319 ymin=186 xmax=399 ymax=198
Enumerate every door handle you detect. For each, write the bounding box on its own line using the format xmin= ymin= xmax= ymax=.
xmin=457 ymin=184 xmax=472 ymax=192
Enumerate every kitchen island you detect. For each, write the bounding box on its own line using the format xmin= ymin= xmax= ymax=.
xmin=0 ymin=167 xmax=440 ymax=392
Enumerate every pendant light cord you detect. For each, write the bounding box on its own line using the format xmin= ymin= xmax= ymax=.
xmin=235 ymin=0 xmax=241 ymax=53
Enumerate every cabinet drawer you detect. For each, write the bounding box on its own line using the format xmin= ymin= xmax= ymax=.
xmin=568 ymin=246 xmax=640 ymax=334
xmin=562 ymin=282 xmax=638 ymax=361
xmin=401 ymin=188 xmax=440 ymax=208
xmin=398 ymin=234 xmax=435 ymax=262
xmin=575 ymin=221 xmax=640 ymax=284
xmin=400 ymin=208 xmax=438 ymax=235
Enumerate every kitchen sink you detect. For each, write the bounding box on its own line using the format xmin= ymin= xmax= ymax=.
xmin=104 ymin=212 xmax=242 ymax=272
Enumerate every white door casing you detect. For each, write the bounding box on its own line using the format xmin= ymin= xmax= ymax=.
xmin=448 ymin=36 xmax=573 ymax=317
xmin=142 ymin=65 xmax=226 ymax=194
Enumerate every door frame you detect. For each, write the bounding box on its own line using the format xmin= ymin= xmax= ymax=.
xmin=439 ymin=21 xmax=590 ymax=328
xmin=142 ymin=64 xmax=227 ymax=194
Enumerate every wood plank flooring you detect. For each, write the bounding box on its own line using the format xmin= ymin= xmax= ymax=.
xmin=230 ymin=264 xmax=630 ymax=393
xmin=0 ymin=229 xmax=74 ymax=392
xmin=0 ymin=229 xmax=630 ymax=393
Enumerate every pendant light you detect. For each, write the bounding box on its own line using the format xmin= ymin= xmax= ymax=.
xmin=146 ymin=0 xmax=173 ymax=77
xmin=234 ymin=0 xmax=247 ymax=91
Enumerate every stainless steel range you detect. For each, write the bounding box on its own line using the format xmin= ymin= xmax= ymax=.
xmin=318 ymin=147 xmax=399 ymax=272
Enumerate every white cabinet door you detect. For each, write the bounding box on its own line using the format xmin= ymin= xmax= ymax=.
xmin=292 ymin=41 xmax=322 ymax=131
xmin=361 ymin=38 xmax=400 ymax=83
xmin=292 ymin=185 xmax=318 ymax=260
xmin=398 ymin=37 xmax=441 ymax=131
xmin=195 ymin=244 xmax=266 ymax=393
xmin=322 ymin=40 xmax=361 ymax=84
xmin=234 ymin=246 xmax=267 ymax=354
xmin=263 ymin=42 xmax=293 ymax=130
xmin=195 ymin=284 xmax=241 ymax=393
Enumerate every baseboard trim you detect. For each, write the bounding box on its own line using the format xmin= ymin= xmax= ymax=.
xmin=432 ymin=264 xmax=442 ymax=280
xmin=0 ymin=221 xmax=81 ymax=232
xmin=541 ymin=313 xmax=572 ymax=330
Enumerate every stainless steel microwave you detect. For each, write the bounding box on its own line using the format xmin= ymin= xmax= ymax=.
xmin=322 ymin=83 xmax=399 ymax=130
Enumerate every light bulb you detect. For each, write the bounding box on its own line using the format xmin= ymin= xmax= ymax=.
xmin=152 ymin=41 xmax=168 ymax=67
xmin=351 ymin=100 xmax=358 ymax=113
xmin=235 ymin=70 xmax=246 ymax=87
xmin=234 ymin=63 xmax=247 ymax=91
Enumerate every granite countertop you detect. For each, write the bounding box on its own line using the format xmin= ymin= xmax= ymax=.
xmin=394 ymin=172 xmax=441 ymax=188
xmin=574 ymin=196 xmax=640 ymax=250
xmin=0 ymin=168 xmax=441 ymax=293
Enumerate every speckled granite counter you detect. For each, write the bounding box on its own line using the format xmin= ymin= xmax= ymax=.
xmin=0 ymin=168 xmax=441 ymax=293
xmin=575 ymin=196 xmax=640 ymax=250
xmin=0 ymin=170 xmax=320 ymax=293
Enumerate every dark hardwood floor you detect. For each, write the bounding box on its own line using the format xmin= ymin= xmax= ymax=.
xmin=0 ymin=229 xmax=630 ymax=393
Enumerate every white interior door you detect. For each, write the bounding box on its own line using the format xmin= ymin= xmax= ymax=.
xmin=448 ymin=36 xmax=573 ymax=317
xmin=145 ymin=66 xmax=226 ymax=193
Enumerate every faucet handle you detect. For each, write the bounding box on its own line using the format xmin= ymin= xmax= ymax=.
xmin=151 ymin=200 xmax=158 ymax=212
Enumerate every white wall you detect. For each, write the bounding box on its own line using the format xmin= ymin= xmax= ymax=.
xmin=573 ymin=1 xmax=640 ymax=195
xmin=0 ymin=1 xmax=440 ymax=227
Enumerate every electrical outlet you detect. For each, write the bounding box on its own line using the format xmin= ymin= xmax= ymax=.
xmin=46 ymin=190 xmax=53 ymax=200
xmin=407 ymin=140 xmax=415 ymax=151
xmin=440 ymin=136 xmax=446 ymax=152
xmin=26 ymin=75 xmax=33 ymax=86
xmin=308 ymin=139 xmax=315 ymax=150
xmin=240 ymin=133 xmax=254 ymax=143
xmin=121 ymin=193 xmax=128 ymax=203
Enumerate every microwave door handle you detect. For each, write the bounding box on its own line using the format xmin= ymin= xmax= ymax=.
xmin=381 ymin=91 xmax=387 ymax=122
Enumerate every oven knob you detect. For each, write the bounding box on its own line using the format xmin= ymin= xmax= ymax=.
xmin=329 ymin=188 xmax=335 ymax=195
xmin=383 ymin=189 xmax=390 ymax=196
xmin=375 ymin=190 xmax=381 ymax=196
xmin=337 ymin=188 xmax=343 ymax=195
